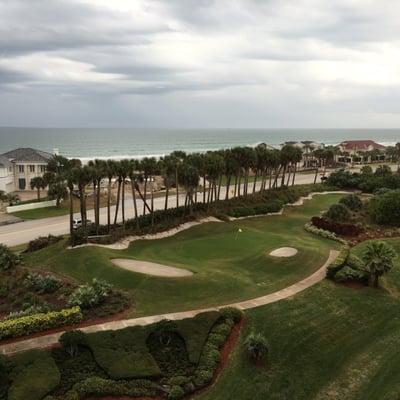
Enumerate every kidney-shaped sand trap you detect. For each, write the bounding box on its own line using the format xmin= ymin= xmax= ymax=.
xmin=269 ymin=247 xmax=298 ymax=258
xmin=111 ymin=258 xmax=193 ymax=277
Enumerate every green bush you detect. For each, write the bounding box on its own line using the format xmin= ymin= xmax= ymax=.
xmin=24 ymin=235 xmax=63 ymax=253
xmin=369 ymin=190 xmax=400 ymax=225
xmin=59 ymin=330 xmax=87 ymax=357
xmin=325 ymin=203 xmax=352 ymax=222
xmin=25 ymin=272 xmax=62 ymax=294
xmin=68 ymin=279 xmax=112 ymax=309
xmin=86 ymin=327 xmax=161 ymax=379
xmin=244 ymin=332 xmax=269 ymax=362
xmin=0 ymin=307 xmax=82 ymax=340
xmin=0 ymin=354 xmax=9 ymax=400
xmin=0 ymin=244 xmax=20 ymax=271
xmin=193 ymin=369 xmax=213 ymax=389
xmin=339 ymin=194 xmax=363 ymax=211
xmin=334 ymin=266 xmax=367 ymax=282
xmin=73 ymin=376 xmax=161 ymax=398
xmin=304 ymin=223 xmax=347 ymax=244
xmin=220 ymin=307 xmax=243 ymax=323
xmin=8 ymin=350 xmax=60 ymax=400
xmin=326 ymin=246 xmax=350 ymax=279
xmin=168 ymin=385 xmax=185 ymax=399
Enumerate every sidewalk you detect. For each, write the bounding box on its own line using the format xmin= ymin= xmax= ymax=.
xmin=0 ymin=250 xmax=338 ymax=355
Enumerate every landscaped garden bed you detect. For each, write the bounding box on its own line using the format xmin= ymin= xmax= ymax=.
xmin=0 ymin=308 xmax=243 ymax=400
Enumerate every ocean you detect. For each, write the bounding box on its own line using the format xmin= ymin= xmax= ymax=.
xmin=0 ymin=127 xmax=399 ymax=160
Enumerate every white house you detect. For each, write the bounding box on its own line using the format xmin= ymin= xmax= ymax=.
xmin=0 ymin=148 xmax=53 ymax=193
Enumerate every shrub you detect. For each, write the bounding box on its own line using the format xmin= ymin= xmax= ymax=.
xmin=193 ymin=369 xmax=213 ymax=389
xmin=24 ymin=235 xmax=63 ymax=253
xmin=326 ymin=246 xmax=350 ymax=279
xmin=25 ymin=272 xmax=62 ymax=294
xmin=168 ymin=385 xmax=185 ymax=399
xmin=339 ymin=194 xmax=363 ymax=211
xmin=68 ymin=279 xmax=112 ymax=309
xmin=311 ymin=217 xmax=362 ymax=236
xmin=0 ymin=354 xmax=9 ymax=400
xmin=304 ymin=222 xmax=347 ymax=244
xmin=6 ymin=304 xmax=50 ymax=320
xmin=0 ymin=307 xmax=82 ymax=340
xmin=73 ymin=377 xmax=161 ymax=398
xmin=59 ymin=330 xmax=87 ymax=357
xmin=369 ymin=190 xmax=400 ymax=225
xmin=244 ymin=332 xmax=269 ymax=363
xmin=325 ymin=203 xmax=352 ymax=222
xmin=8 ymin=350 xmax=60 ymax=400
xmin=334 ymin=266 xmax=367 ymax=283
xmin=220 ymin=307 xmax=243 ymax=323
xmin=0 ymin=244 xmax=20 ymax=271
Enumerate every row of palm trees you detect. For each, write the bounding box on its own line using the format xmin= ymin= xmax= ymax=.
xmin=46 ymin=144 xmax=363 ymax=245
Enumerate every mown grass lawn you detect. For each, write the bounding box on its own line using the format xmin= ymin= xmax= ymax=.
xmin=198 ymin=238 xmax=400 ymax=400
xmin=23 ymin=194 xmax=343 ymax=317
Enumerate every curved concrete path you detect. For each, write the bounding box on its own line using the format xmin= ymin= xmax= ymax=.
xmin=0 ymin=250 xmax=339 ymax=355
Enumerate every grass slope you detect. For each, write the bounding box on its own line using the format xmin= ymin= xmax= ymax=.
xmin=198 ymin=238 xmax=400 ymax=400
xmin=23 ymin=194 xmax=342 ymax=317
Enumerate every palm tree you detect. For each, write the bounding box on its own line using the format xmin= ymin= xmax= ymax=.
xmin=170 ymin=151 xmax=186 ymax=208
xmin=30 ymin=176 xmax=46 ymax=200
xmin=105 ymin=160 xmax=116 ymax=232
xmin=160 ymin=155 xmax=175 ymax=210
xmin=179 ymin=161 xmax=200 ymax=215
xmin=280 ymin=145 xmax=294 ymax=187
xmin=119 ymin=159 xmax=131 ymax=228
xmin=140 ymin=157 xmax=157 ymax=216
xmin=127 ymin=159 xmax=140 ymax=228
xmin=113 ymin=161 xmax=123 ymax=226
xmin=290 ymin=147 xmax=303 ymax=186
xmin=224 ymin=149 xmax=237 ymax=200
xmin=64 ymin=160 xmax=81 ymax=246
xmin=76 ymin=165 xmax=91 ymax=232
xmin=363 ymin=241 xmax=397 ymax=287
xmin=313 ymin=148 xmax=325 ymax=184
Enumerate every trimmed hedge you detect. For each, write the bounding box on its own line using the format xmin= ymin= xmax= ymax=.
xmin=0 ymin=307 xmax=82 ymax=340
xmin=311 ymin=216 xmax=363 ymax=236
xmin=326 ymin=246 xmax=350 ymax=279
xmin=304 ymin=223 xmax=347 ymax=244
xmin=8 ymin=350 xmax=60 ymax=400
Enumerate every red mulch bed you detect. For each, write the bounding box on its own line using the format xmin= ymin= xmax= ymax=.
xmin=85 ymin=318 xmax=245 ymax=400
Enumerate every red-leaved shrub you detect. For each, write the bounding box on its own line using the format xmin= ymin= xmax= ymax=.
xmin=311 ymin=217 xmax=362 ymax=236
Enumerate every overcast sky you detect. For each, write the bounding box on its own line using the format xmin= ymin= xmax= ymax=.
xmin=0 ymin=0 xmax=399 ymax=128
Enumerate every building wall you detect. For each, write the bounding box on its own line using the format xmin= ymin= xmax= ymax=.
xmin=0 ymin=166 xmax=14 ymax=193
xmin=11 ymin=161 xmax=48 ymax=191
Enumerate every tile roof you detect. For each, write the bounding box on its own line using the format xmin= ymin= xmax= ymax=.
xmin=1 ymin=148 xmax=53 ymax=163
xmin=338 ymin=140 xmax=386 ymax=151
xmin=0 ymin=155 xmax=11 ymax=168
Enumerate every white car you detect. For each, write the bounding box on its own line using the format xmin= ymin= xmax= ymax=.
xmin=72 ymin=218 xmax=92 ymax=229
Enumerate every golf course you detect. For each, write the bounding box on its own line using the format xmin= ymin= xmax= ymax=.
xmin=23 ymin=193 xmax=343 ymax=317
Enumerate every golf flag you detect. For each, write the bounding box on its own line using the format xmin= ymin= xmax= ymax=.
xmin=235 ymin=228 xmax=243 ymax=240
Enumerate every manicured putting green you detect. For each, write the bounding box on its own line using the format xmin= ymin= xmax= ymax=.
xmin=24 ymin=193 xmax=343 ymax=317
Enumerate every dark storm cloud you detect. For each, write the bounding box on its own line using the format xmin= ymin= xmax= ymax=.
xmin=0 ymin=0 xmax=399 ymax=127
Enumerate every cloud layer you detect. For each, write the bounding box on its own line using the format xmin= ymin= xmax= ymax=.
xmin=0 ymin=0 xmax=399 ymax=127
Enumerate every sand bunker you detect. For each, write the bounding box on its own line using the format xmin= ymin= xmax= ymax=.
xmin=111 ymin=258 xmax=193 ymax=277
xmin=269 ymin=247 xmax=298 ymax=258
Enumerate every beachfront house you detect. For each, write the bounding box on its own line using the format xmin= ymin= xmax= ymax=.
xmin=280 ymin=141 xmax=324 ymax=167
xmin=0 ymin=148 xmax=53 ymax=193
xmin=336 ymin=140 xmax=386 ymax=164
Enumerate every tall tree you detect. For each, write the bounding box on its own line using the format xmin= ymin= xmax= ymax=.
xmin=30 ymin=176 xmax=46 ymax=200
xmin=363 ymin=241 xmax=397 ymax=287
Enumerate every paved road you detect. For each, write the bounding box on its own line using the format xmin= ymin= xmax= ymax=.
xmin=0 ymin=249 xmax=339 ymax=355
xmin=0 ymin=173 xmax=320 ymax=247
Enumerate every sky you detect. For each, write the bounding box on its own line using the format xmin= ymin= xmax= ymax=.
xmin=0 ymin=0 xmax=399 ymax=128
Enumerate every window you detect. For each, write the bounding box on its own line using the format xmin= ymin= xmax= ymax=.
xmin=18 ymin=165 xmax=24 ymax=173
xmin=29 ymin=165 xmax=35 ymax=173
xmin=40 ymin=165 xmax=47 ymax=173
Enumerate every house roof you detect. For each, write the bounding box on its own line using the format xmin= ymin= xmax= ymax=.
xmin=338 ymin=140 xmax=386 ymax=151
xmin=1 ymin=148 xmax=53 ymax=163
xmin=0 ymin=155 xmax=11 ymax=168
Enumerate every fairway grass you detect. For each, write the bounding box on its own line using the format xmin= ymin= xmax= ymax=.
xmin=197 ymin=238 xmax=400 ymax=400
xmin=23 ymin=193 xmax=343 ymax=317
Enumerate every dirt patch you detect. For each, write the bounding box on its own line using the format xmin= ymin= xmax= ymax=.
xmin=341 ymin=280 xmax=367 ymax=290
xmin=269 ymin=247 xmax=298 ymax=257
xmin=112 ymin=259 xmax=193 ymax=277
